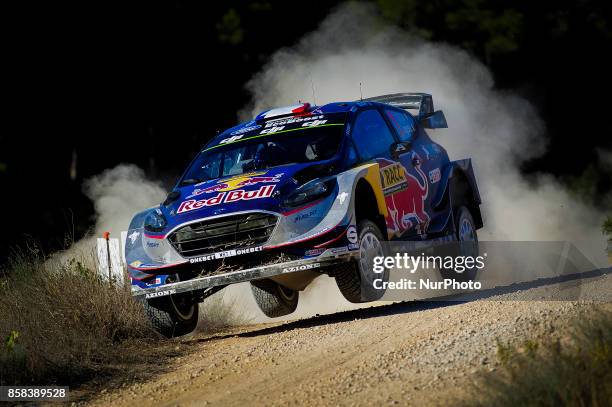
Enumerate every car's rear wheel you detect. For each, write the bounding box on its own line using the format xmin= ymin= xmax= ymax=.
xmin=335 ymin=220 xmax=388 ymax=303
xmin=143 ymin=293 xmax=199 ymax=338
xmin=251 ymin=279 xmax=299 ymax=318
xmin=440 ymin=205 xmax=479 ymax=281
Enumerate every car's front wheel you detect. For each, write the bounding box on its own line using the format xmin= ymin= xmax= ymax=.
xmin=251 ymin=279 xmax=299 ymax=318
xmin=143 ymin=294 xmax=199 ymax=338
xmin=335 ymin=220 xmax=388 ymax=303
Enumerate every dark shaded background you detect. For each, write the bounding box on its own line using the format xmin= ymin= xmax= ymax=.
xmin=1 ymin=0 xmax=611 ymax=263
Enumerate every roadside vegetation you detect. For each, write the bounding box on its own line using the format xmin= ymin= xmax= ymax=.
xmin=0 ymin=247 xmax=158 ymax=385
xmin=470 ymin=308 xmax=612 ymax=406
xmin=0 ymin=245 xmax=252 ymax=386
xmin=603 ymin=215 xmax=612 ymax=240
xmin=604 ymin=215 xmax=612 ymax=263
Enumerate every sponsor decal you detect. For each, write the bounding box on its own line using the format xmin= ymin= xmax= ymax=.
xmin=305 ymin=248 xmax=325 ymax=257
xmin=337 ymin=191 xmax=349 ymax=205
xmin=145 ymin=289 xmax=176 ymax=299
xmin=129 ymin=261 xmax=168 ymax=270
xmin=230 ymin=124 xmax=261 ymax=135
xmin=264 ymin=115 xmax=325 ymax=128
xmin=294 ymin=209 xmax=317 ymax=223
xmin=145 ymin=277 xmax=162 ymax=286
xmin=346 ymin=225 xmax=358 ymax=244
xmin=128 ymin=231 xmax=140 ymax=244
xmin=219 ymin=135 xmax=244 ymax=144
xmin=348 ymin=243 xmax=359 ymax=250
xmin=195 ymin=171 xmax=283 ymax=194
xmin=429 ymin=168 xmax=441 ymax=184
xmin=186 ymin=188 xmax=208 ymax=199
xmin=282 ymin=263 xmax=321 ymax=273
xmin=331 ymin=246 xmax=348 ymax=254
xmin=177 ymin=185 xmax=276 ymax=214
xmin=381 ymin=154 xmax=430 ymax=238
xmin=260 ymin=126 xmax=285 ymax=134
xmin=393 ymin=143 xmax=408 ymax=155
xmin=380 ymin=162 xmax=409 ymax=195
xmin=189 ymin=246 xmax=263 ymax=264
xmin=301 ymin=119 xmax=328 ymax=127
xmin=146 ymin=241 xmax=160 ymax=248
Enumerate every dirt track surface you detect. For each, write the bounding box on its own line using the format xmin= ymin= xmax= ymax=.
xmin=86 ymin=269 xmax=612 ymax=407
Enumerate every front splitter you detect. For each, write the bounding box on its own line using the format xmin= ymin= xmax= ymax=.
xmin=132 ymin=253 xmax=357 ymax=299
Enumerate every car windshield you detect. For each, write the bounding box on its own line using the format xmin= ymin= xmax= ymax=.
xmin=180 ymin=118 xmax=345 ymax=185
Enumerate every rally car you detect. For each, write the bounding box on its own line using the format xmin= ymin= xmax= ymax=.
xmin=126 ymin=93 xmax=483 ymax=337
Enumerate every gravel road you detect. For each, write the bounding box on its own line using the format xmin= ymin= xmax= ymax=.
xmin=85 ymin=268 xmax=612 ymax=407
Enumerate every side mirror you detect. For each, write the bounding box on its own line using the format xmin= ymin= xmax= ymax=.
xmin=390 ymin=141 xmax=411 ymax=159
xmin=421 ymin=110 xmax=448 ymax=129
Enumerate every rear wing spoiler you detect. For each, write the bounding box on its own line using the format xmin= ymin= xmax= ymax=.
xmin=364 ymin=92 xmax=447 ymax=128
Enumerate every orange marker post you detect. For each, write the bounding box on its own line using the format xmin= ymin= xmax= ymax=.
xmin=103 ymin=232 xmax=112 ymax=285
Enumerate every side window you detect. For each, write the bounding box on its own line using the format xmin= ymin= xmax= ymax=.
xmin=351 ymin=109 xmax=396 ymax=160
xmin=346 ymin=141 xmax=359 ymax=166
xmin=385 ymin=109 xmax=416 ymax=142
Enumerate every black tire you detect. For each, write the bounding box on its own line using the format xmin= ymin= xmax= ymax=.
xmin=143 ymin=294 xmax=199 ymax=338
xmin=335 ymin=220 xmax=388 ymax=303
xmin=251 ymin=279 xmax=299 ymax=318
xmin=440 ymin=205 xmax=479 ymax=281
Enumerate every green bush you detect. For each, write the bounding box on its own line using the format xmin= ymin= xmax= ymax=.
xmin=603 ymin=215 xmax=612 ymax=239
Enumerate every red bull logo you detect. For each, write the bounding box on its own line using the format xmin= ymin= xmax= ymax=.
xmin=177 ymin=185 xmax=276 ymax=214
xmin=380 ymin=155 xmax=430 ymax=237
xmin=190 ymin=172 xmax=283 ymax=196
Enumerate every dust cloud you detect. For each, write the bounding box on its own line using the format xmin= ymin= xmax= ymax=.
xmin=53 ymin=164 xmax=166 ymax=270
xmin=74 ymin=4 xmax=609 ymax=323
xmin=241 ymin=2 xmax=605 ymax=242
xmin=83 ymin=164 xmax=167 ymax=237
xmin=233 ymin=2 xmax=610 ymax=318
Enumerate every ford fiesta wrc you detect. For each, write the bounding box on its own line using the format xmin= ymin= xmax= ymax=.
xmin=125 ymin=93 xmax=483 ymax=337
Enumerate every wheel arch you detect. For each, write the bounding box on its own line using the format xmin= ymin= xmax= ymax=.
xmin=433 ymin=159 xmax=483 ymax=229
xmin=354 ymin=178 xmax=387 ymax=238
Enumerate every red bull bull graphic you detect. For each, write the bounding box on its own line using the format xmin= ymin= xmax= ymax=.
xmin=379 ymin=156 xmax=430 ymax=238
xmin=188 ymin=172 xmax=283 ymax=198
xmin=177 ymin=185 xmax=276 ymax=214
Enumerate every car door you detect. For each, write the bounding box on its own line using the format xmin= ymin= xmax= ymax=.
xmin=350 ymin=108 xmax=416 ymax=240
xmin=381 ymin=107 xmax=449 ymax=239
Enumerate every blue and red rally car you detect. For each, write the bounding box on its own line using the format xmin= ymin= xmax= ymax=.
xmin=126 ymin=93 xmax=483 ymax=337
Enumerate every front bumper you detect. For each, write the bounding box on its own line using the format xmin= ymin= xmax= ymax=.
xmin=131 ymin=250 xmax=356 ymax=299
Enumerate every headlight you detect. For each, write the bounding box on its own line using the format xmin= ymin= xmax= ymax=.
xmin=282 ymin=178 xmax=336 ymax=208
xmin=144 ymin=208 xmax=167 ymax=232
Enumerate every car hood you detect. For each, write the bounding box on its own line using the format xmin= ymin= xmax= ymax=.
xmin=158 ymin=161 xmax=333 ymax=233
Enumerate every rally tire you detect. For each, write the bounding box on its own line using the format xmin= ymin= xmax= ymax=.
xmin=440 ymin=205 xmax=479 ymax=282
xmin=142 ymin=296 xmax=199 ymax=338
xmin=251 ymin=279 xmax=299 ymax=318
xmin=335 ymin=220 xmax=388 ymax=303
xmin=334 ymin=262 xmax=362 ymax=303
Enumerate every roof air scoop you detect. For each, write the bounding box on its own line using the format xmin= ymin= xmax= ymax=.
xmin=255 ymin=102 xmax=312 ymax=121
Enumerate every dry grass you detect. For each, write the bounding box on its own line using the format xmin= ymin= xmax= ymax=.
xmin=469 ymin=308 xmax=612 ymax=407
xmin=0 ymin=248 xmax=159 ymax=385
